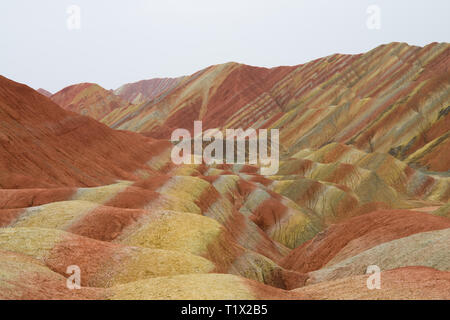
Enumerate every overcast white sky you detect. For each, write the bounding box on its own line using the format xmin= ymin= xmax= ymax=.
xmin=0 ymin=0 xmax=449 ymax=93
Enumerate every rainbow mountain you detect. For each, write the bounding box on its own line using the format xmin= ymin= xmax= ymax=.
xmin=0 ymin=42 xmax=449 ymax=300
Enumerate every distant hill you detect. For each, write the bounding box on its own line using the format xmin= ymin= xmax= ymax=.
xmin=50 ymin=83 xmax=131 ymax=120
xmin=114 ymin=77 xmax=185 ymax=105
xmin=1 ymin=42 xmax=449 ymax=300
xmin=37 ymin=88 xmax=52 ymax=97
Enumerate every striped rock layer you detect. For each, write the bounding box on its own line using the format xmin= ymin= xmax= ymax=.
xmin=114 ymin=77 xmax=186 ymax=105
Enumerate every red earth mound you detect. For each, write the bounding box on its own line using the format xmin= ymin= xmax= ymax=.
xmin=0 ymin=76 xmax=171 ymax=188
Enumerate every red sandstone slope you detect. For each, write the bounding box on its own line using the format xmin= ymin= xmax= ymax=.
xmin=114 ymin=77 xmax=185 ymax=105
xmin=0 ymin=76 xmax=171 ymax=188
xmin=51 ymin=83 xmax=130 ymax=121
xmin=1 ymin=43 xmax=449 ymax=300
xmin=280 ymin=209 xmax=450 ymax=274
xmin=102 ymin=62 xmax=297 ymax=137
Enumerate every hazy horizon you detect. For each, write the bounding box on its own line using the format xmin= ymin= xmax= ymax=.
xmin=1 ymin=0 xmax=449 ymax=93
